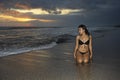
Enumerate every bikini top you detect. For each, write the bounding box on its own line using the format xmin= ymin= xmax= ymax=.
xmin=79 ymin=37 xmax=89 ymax=45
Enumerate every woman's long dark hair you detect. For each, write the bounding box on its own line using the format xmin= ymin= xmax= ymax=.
xmin=78 ymin=24 xmax=90 ymax=35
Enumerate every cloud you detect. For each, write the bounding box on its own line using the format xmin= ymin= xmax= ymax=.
xmin=0 ymin=3 xmax=5 ymax=10
xmin=0 ymin=8 xmax=30 ymax=18
xmin=0 ymin=0 xmax=120 ymax=26
xmin=15 ymin=3 xmax=31 ymax=9
xmin=1 ymin=0 xmax=120 ymax=11
xmin=11 ymin=8 xmax=85 ymax=15
xmin=0 ymin=14 xmax=55 ymax=22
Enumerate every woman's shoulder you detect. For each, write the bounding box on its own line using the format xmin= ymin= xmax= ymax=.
xmin=76 ymin=35 xmax=80 ymax=39
xmin=89 ymin=34 xmax=92 ymax=37
xmin=89 ymin=34 xmax=92 ymax=39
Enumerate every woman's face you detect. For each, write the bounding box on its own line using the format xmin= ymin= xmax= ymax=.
xmin=78 ymin=28 xmax=85 ymax=35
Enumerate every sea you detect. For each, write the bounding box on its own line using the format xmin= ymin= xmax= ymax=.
xmin=0 ymin=26 xmax=116 ymax=57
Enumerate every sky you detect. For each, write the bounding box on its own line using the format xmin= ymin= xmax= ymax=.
xmin=0 ymin=0 xmax=120 ymax=27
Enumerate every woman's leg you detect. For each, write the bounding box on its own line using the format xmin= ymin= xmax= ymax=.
xmin=76 ymin=50 xmax=83 ymax=64
xmin=83 ymin=52 xmax=90 ymax=63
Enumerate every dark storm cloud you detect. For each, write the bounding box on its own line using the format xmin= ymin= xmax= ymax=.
xmin=0 ymin=0 xmax=120 ymax=26
xmin=1 ymin=0 xmax=120 ymax=14
xmin=1 ymin=0 xmax=120 ymax=16
xmin=0 ymin=0 xmax=118 ymax=9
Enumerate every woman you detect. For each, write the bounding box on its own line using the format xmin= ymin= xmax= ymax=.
xmin=73 ymin=24 xmax=93 ymax=64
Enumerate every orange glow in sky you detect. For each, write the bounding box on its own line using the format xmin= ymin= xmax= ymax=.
xmin=0 ymin=14 xmax=55 ymax=22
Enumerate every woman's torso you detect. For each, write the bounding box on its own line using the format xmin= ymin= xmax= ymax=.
xmin=78 ymin=35 xmax=90 ymax=53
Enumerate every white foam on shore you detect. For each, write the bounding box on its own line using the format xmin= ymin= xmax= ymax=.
xmin=0 ymin=26 xmax=117 ymax=57
xmin=0 ymin=42 xmax=57 ymax=57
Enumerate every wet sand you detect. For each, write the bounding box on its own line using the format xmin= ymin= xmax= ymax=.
xmin=0 ymin=28 xmax=120 ymax=80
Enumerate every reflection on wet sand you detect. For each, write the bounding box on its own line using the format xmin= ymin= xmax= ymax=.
xmin=76 ymin=63 xmax=92 ymax=80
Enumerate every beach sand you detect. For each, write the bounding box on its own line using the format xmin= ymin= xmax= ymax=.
xmin=0 ymin=28 xmax=120 ymax=80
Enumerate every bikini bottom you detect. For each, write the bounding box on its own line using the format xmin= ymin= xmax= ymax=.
xmin=79 ymin=51 xmax=88 ymax=54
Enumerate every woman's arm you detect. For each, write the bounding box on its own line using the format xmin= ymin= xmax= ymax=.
xmin=89 ymin=35 xmax=93 ymax=60
xmin=73 ymin=35 xmax=79 ymax=59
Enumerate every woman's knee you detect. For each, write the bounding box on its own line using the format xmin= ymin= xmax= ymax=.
xmin=77 ymin=59 xmax=83 ymax=64
xmin=83 ymin=59 xmax=89 ymax=63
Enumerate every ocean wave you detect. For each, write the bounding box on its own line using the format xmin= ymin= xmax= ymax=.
xmin=0 ymin=42 xmax=57 ymax=57
xmin=0 ymin=34 xmax=75 ymax=57
xmin=0 ymin=26 xmax=115 ymax=57
xmin=53 ymin=34 xmax=75 ymax=43
xmin=0 ymin=34 xmax=75 ymax=49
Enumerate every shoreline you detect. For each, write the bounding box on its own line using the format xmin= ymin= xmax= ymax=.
xmin=0 ymin=28 xmax=120 ymax=80
xmin=0 ymin=26 xmax=118 ymax=58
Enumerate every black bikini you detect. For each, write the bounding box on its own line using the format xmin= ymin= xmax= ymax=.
xmin=79 ymin=39 xmax=89 ymax=45
xmin=78 ymin=37 xmax=90 ymax=54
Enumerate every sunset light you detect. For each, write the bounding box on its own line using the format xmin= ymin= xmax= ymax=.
xmin=0 ymin=15 xmax=55 ymax=22
xmin=11 ymin=8 xmax=83 ymax=15
xmin=11 ymin=8 xmax=49 ymax=15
